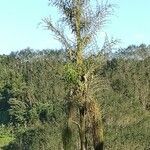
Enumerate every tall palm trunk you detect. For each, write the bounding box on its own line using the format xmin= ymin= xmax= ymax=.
xmin=45 ymin=1 xmax=114 ymax=149
xmin=92 ymin=118 xmax=104 ymax=150
xmin=79 ymin=107 xmax=86 ymax=150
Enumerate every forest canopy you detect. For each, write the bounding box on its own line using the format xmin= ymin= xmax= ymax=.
xmin=0 ymin=44 xmax=150 ymax=149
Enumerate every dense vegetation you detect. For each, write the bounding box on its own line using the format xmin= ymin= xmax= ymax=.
xmin=0 ymin=44 xmax=150 ymax=149
xmin=0 ymin=0 xmax=150 ymax=149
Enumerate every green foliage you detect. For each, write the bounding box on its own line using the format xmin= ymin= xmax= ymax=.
xmin=2 ymin=124 xmax=62 ymax=150
xmin=62 ymin=126 xmax=73 ymax=150
xmin=9 ymin=98 xmax=27 ymax=125
xmin=0 ymin=45 xmax=150 ymax=149
xmin=0 ymin=125 xmax=14 ymax=148
xmin=64 ymin=63 xmax=79 ymax=85
xmin=0 ymin=111 xmax=9 ymax=124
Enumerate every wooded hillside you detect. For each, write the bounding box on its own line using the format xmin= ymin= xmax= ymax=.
xmin=0 ymin=45 xmax=150 ymax=149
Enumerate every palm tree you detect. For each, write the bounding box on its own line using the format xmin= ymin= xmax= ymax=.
xmin=43 ymin=0 xmax=115 ymax=149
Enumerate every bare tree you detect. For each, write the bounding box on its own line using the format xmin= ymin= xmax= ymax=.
xmin=43 ymin=0 xmax=115 ymax=149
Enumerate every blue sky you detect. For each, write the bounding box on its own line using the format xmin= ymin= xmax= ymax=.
xmin=0 ymin=0 xmax=150 ymax=54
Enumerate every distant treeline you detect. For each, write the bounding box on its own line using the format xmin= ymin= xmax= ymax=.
xmin=0 ymin=44 xmax=150 ymax=149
